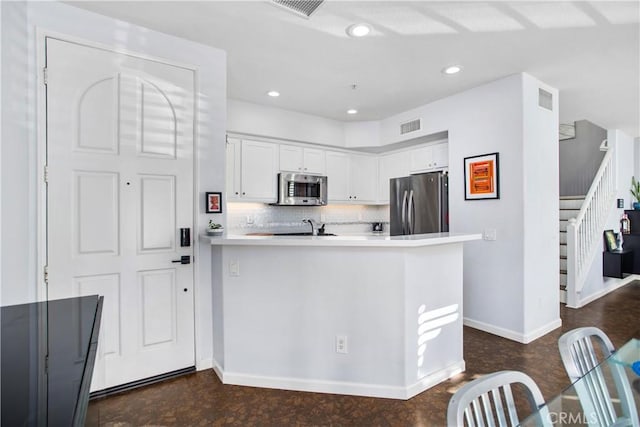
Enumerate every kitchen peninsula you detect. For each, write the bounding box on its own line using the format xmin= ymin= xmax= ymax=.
xmin=205 ymin=232 xmax=481 ymax=399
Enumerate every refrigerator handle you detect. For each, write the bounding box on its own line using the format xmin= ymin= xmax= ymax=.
xmin=408 ymin=190 xmax=415 ymax=234
xmin=401 ymin=190 xmax=408 ymax=235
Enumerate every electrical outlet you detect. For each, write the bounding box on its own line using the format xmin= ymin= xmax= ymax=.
xmin=229 ymin=260 xmax=240 ymax=276
xmin=336 ymin=335 xmax=348 ymax=354
xmin=320 ymin=213 xmax=326 ymax=222
xmin=246 ymin=215 xmax=254 ymax=224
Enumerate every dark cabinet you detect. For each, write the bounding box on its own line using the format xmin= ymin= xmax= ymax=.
xmin=603 ymin=249 xmax=633 ymax=278
xmin=602 ymin=210 xmax=640 ymax=275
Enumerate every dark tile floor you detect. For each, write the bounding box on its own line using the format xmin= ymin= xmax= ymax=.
xmin=86 ymin=281 xmax=640 ymax=426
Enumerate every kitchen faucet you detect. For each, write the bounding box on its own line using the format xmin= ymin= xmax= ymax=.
xmin=302 ymin=218 xmax=318 ymax=236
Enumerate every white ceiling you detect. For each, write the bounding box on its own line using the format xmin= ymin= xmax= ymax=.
xmin=70 ymin=1 xmax=640 ymax=137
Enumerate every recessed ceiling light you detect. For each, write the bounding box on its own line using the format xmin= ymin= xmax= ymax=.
xmin=346 ymin=24 xmax=371 ymax=38
xmin=347 ymin=109 xmax=358 ymax=115
xmin=442 ymin=65 xmax=462 ymax=75
xmin=267 ymin=90 xmax=280 ymax=97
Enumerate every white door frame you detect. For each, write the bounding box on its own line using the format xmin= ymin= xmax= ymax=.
xmin=35 ymin=28 xmax=202 ymax=369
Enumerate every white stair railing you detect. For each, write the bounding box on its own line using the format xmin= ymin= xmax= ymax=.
xmin=566 ymin=146 xmax=616 ymax=308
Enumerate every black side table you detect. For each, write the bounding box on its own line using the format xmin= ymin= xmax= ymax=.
xmin=603 ymin=249 xmax=634 ymax=278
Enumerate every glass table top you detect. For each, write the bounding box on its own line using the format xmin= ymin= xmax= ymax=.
xmin=1 ymin=296 xmax=102 ymax=426
xmin=519 ymin=338 xmax=640 ymax=427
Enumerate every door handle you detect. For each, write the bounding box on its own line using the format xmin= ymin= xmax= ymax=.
xmin=408 ymin=190 xmax=415 ymax=234
xmin=172 ymin=255 xmax=191 ymax=265
xmin=401 ymin=190 xmax=408 ymax=235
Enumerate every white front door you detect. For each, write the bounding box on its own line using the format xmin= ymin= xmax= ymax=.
xmin=45 ymin=37 xmax=195 ymax=391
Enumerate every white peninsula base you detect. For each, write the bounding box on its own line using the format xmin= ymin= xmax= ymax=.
xmin=207 ymin=233 xmax=481 ymax=399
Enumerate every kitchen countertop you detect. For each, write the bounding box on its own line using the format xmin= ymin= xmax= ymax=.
xmin=202 ymin=232 xmax=482 ymax=247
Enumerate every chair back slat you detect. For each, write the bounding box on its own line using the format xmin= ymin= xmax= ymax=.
xmin=464 ymin=407 xmax=476 ymax=427
xmin=447 ymin=371 xmax=549 ymax=427
xmin=501 ymin=384 xmax=519 ymax=426
xmin=558 ymin=327 xmax=639 ymax=427
xmin=490 ymin=387 xmax=508 ymax=427
xmin=479 ymin=392 xmax=496 ymax=427
xmin=471 ymin=398 xmax=485 ymax=427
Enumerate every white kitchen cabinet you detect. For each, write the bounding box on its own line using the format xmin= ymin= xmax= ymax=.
xmin=325 ymin=151 xmax=377 ymax=203
xmin=279 ymin=144 xmax=325 ymax=174
xmin=226 ymin=138 xmax=278 ymax=202
xmin=409 ymin=142 xmax=448 ymax=173
xmin=350 ymin=154 xmax=377 ymax=202
xmin=378 ymin=151 xmax=410 ymax=203
xmin=325 ymin=151 xmax=350 ymax=201
xmin=226 ymin=138 xmax=242 ymax=201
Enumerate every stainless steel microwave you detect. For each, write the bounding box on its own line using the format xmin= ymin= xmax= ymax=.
xmin=275 ymin=172 xmax=327 ymax=206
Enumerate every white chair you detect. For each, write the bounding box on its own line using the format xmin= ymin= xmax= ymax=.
xmin=447 ymin=370 xmax=551 ymax=427
xmin=558 ymin=327 xmax=639 ymax=427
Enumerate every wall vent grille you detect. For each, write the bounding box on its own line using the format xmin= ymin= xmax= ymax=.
xmin=271 ymin=0 xmax=324 ymax=18
xmin=538 ymin=88 xmax=553 ymax=111
xmin=400 ymin=119 xmax=421 ymax=135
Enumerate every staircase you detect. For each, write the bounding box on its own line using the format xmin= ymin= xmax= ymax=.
xmin=559 ymin=196 xmax=584 ymax=303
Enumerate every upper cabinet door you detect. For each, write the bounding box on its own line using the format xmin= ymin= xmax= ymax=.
xmin=226 ymin=138 xmax=241 ymax=200
xmin=303 ymin=147 xmax=325 ymax=175
xmin=325 ymin=151 xmax=350 ymax=201
xmin=279 ymin=144 xmax=304 ymax=172
xmin=410 ymin=143 xmax=448 ymax=173
xmin=431 ymin=143 xmax=448 ymax=170
xmin=241 ymin=140 xmax=278 ymax=201
xmin=350 ymin=154 xmax=377 ymax=202
xmin=279 ymin=144 xmax=325 ymax=175
xmin=378 ymin=151 xmax=410 ymax=203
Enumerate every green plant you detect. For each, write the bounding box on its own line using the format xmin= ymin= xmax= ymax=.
xmin=631 ymin=177 xmax=640 ymax=203
xmin=208 ymin=220 xmax=223 ymax=230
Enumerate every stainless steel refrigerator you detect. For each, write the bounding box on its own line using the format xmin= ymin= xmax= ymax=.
xmin=390 ymin=172 xmax=449 ymax=236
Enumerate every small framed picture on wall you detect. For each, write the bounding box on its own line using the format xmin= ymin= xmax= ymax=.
xmin=464 ymin=152 xmax=500 ymax=200
xmin=206 ymin=192 xmax=223 ymax=214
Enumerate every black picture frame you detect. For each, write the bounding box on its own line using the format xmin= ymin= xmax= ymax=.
xmin=604 ymin=229 xmax=618 ymax=252
xmin=205 ymin=192 xmax=223 ymax=214
xmin=464 ymin=152 xmax=500 ymax=200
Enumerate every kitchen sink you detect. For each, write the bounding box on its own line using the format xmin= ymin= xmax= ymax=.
xmin=273 ymin=232 xmax=337 ymax=236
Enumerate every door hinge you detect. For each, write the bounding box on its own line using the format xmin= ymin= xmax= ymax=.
xmin=43 ymin=165 xmax=49 ymax=183
xmin=43 ymin=67 xmax=48 ymax=85
xmin=45 ymin=355 xmax=49 ymax=374
xmin=43 ymin=265 xmax=49 ymax=284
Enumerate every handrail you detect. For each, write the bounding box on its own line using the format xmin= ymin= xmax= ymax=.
xmin=566 ymin=145 xmax=616 ymax=308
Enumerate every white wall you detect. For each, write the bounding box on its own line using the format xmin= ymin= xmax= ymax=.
xmin=0 ymin=2 xmax=226 ymax=368
xmin=344 ymin=121 xmax=381 ymax=148
xmin=1 ymin=2 xmax=34 ymax=305
xmin=522 ymin=75 xmax=560 ymax=337
xmin=635 ymin=137 xmax=640 ymax=177
xmin=0 ymin=1 xmax=3 ymax=308
xmin=228 ymin=99 xmax=344 ymax=147
xmin=378 ymin=73 xmax=560 ymax=341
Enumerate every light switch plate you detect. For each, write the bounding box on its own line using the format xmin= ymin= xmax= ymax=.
xmin=229 ymin=260 xmax=240 ymax=276
xmin=483 ymin=228 xmax=497 ymax=241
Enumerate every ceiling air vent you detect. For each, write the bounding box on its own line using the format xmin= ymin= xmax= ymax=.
xmin=271 ymin=0 xmax=325 ymax=18
xmin=400 ymin=118 xmax=421 ymax=135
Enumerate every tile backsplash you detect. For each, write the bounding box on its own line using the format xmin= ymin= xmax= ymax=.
xmin=227 ymin=203 xmax=390 ymax=235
